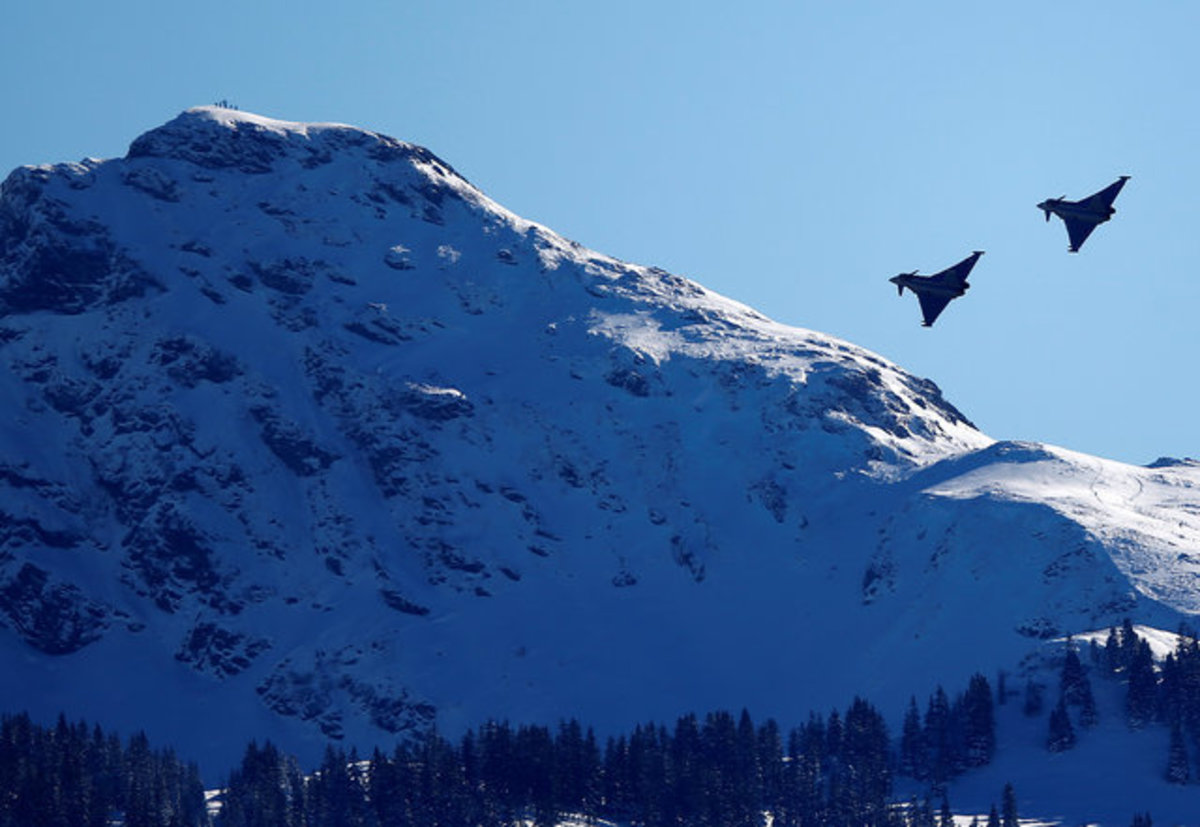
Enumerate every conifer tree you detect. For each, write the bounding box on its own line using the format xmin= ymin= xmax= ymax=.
xmin=1126 ymin=637 xmax=1159 ymax=728
xmin=514 ymin=724 xmax=556 ymax=827
xmin=923 ymin=686 xmax=953 ymax=784
xmin=733 ymin=708 xmax=763 ymax=827
xmin=1001 ymin=782 xmax=1018 ymax=827
xmin=962 ymin=673 xmax=996 ymax=767
xmin=1078 ymin=674 xmax=1099 ymax=729
xmin=939 ymin=792 xmax=953 ymax=827
xmin=783 ymin=719 xmax=824 ymax=827
xmin=757 ymin=718 xmax=785 ymax=823
xmin=366 ymin=747 xmax=405 ymax=827
xmin=1060 ymin=638 xmax=1084 ymax=699
xmin=825 ymin=708 xmax=843 ymax=762
xmin=124 ymin=731 xmax=158 ymax=827
xmin=1104 ymin=626 xmax=1122 ymax=673
xmin=1047 ymin=696 xmax=1076 ymax=752
xmin=839 ymin=697 xmax=892 ymax=823
xmin=601 ymin=734 xmax=631 ymax=823
xmin=1166 ymin=720 xmax=1190 ymax=785
xmin=1059 ymin=640 xmax=1098 ymax=729
xmin=1122 ymin=617 xmax=1138 ymax=651
xmin=900 ymin=697 xmax=924 ymax=779
xmin=480 ymin=720 xmax=519 ymax=824
xmin=553 ymin=719 xmax=599 ymax=816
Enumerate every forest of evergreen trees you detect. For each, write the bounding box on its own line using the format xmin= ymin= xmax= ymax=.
xmin=218 ymin=698 xmax=915 ymax=827
xmin=0 ymin=712 xmax=206 ymax=827
xmin=5 ymin=621 xmax=1197 ymax=826
xmin=0 ymin=688 xmax=999 ymax=827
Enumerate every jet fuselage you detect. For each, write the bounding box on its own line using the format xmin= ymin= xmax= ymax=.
xmin=1037 ymin=198 xmax=1115 ymax=225
xmin=889 ymin=273 xmax=968 ymax=299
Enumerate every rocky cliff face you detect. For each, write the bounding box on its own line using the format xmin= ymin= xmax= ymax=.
xmin=0 ymin=107 xmax=1195 ymax=772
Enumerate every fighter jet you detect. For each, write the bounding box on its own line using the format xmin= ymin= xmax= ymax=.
xmin=1038 ymin=175 xmax=1130 ymax=252
xmin=890 ymin=250 xmax=984 ymax=327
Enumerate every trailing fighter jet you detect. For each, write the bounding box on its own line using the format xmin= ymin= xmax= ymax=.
xmin=1038 ymin=175 xmax=1130 ymax=252
xmin=890 ymin=250 xmax=984 ymax=327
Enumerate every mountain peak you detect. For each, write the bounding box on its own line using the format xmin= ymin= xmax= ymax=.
xmin=126 ymin=106 xmax=467 ymax=183
xmin=158 ymin=105 xmax=355 ymax=138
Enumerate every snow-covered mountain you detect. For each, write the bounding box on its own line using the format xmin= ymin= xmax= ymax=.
xmin=2 ymin=107 xmax=1198 ymax=785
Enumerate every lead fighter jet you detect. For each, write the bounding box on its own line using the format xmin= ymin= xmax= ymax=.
xmin=890 ymin=250 xmax=984 ymax=327
xmin=1038 ymin=175 xmax=1130 ymax=252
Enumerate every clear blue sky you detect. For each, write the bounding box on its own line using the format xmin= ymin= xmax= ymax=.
xmin=4 ymin=1 xmax=1197 ymax=465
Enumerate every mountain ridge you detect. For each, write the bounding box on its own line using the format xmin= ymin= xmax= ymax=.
xmin=0 ymin=107 xmax=1195 ymax=783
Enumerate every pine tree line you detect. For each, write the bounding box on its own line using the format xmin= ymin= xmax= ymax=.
xmin=0 ymin=673 xmax=1002 ymax=826
xmin=0 ymin=711 xmax=207 ymax=827
xmin=12 ymin=625 xmax=1200 ymax=823
xmin=218 ymin=702 xmax=906 ymax=827
xmin=217 ymin=688 xmax=1001 ymax=827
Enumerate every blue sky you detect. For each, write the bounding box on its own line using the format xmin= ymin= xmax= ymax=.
xmin=4 ymin=1 xmax=1197 ymax=465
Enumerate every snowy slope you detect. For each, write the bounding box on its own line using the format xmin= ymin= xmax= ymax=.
xmin=941 ymin=629 xmax=1200 ymax=827
xmin=924 ymin=444 xmax=1200 ymax=613
xmin=0 ymin=108 xmax=1197 ymax=791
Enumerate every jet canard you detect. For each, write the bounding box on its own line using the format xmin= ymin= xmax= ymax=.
xmin=1038 ymin=175 xmax=1130 ymax=252
xmin=890 ymin=250 xmax=984 ymax=327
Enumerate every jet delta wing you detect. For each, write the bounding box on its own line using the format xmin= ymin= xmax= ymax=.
xmin=1038 ymin=175 xmax=1130 ymax=252
xmin=889 ymin=251 xmax=984 ymax=327
xmin=916 ymin=292 xmax=953 ymax=329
